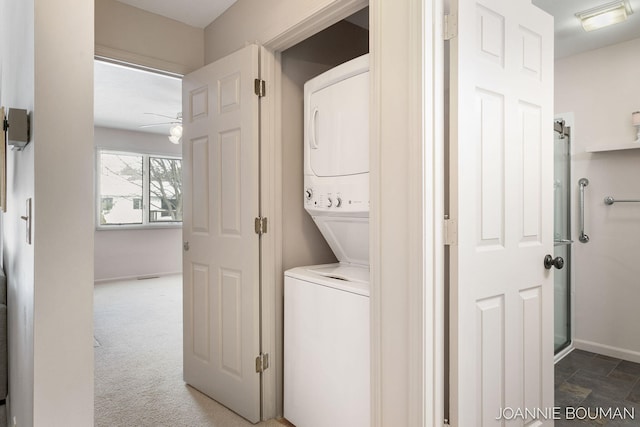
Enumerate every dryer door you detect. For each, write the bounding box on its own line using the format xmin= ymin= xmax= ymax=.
xmin=306 ymin=70 xmax=369 ymax=177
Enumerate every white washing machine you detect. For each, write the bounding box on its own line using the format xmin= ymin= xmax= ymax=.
xmin=284 ymin=54 xmax=370 ymax=427
xmin=284 ymin=265 xmax=369 ymax=427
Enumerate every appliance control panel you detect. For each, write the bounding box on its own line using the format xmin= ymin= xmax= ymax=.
xmin=304 ymin=173 xmax=369 ymax=215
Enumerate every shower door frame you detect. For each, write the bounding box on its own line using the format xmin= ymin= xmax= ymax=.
xmin=554 ymin=113 xmax=576 ymax=361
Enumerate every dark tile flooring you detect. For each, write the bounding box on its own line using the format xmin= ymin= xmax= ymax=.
xmin=555 ymin=349 xmax=640 ymax=426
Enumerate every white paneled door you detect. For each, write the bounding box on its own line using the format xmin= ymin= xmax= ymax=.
xmin=182 ymin=44 xmax=262 ymax=423
xmin=449 ymin=0 xmax=554 ymax=426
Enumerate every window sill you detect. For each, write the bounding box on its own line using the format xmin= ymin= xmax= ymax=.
xmin=96 ymin=223 xmax=183 ymax=231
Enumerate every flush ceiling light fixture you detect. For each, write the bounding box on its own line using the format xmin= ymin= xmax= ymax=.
xmin=576 ymin=1 xmax=633 ymax=32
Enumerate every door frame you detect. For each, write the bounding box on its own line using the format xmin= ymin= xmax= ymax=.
xmin=259 ymin=0 xmax=445 ymax=424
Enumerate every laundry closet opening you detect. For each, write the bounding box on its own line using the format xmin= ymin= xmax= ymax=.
xmin=279 ymin=8 xmax=369 ymax=272
xmin=277 ymin=7 xmax=370 ymax=424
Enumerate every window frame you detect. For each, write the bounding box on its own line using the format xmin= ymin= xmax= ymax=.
xmin=96 ymin=148 xmax=183 ymax=230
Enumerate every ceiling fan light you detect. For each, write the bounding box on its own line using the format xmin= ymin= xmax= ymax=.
xmin=576 ymin=1 xmax=632 ymax=32
xmin=168 ymin=124 xmax=182 ymax=144
xmin=170 ymin=124 xmax=182 ymax=138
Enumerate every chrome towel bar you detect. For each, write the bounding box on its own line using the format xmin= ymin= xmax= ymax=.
xmin=604 ymin=196 xmax=640 ymax=205
xmin=579 ymin=178 xmax=589 ymax=243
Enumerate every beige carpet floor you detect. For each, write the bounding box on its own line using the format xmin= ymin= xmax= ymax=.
xmin=94 ymin=275 xmax=285 ymax=427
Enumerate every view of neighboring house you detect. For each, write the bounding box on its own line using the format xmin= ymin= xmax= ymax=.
xmin=99 ymin=151 xmax=182 ymax=225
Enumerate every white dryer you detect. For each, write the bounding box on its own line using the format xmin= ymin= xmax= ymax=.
xmin=284 ymin=53 xmax=370 ymax=427
xmin=302 ymin=53 xmax=369 ymax=268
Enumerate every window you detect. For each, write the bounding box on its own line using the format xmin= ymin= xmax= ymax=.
xmin=149 ymin=157 xmax=183 ymax=223
xmin=98 ymin=150 xmax=182 ymax=227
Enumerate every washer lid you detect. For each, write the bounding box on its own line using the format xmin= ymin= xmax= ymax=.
xmin=285 ymin=264 xmax=370 ymax=296
xmin=309 ymin=264 xmax=369 ymax=284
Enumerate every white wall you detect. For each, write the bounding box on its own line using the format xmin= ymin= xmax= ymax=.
xmin=95 ymin=0 xmax=204 ymax=75
xmin=555 ymin=37 xmax=640 ymax=361
xmin=94 ymin=127 xmax=182 ymax=282
xmin=32 ymin=0 xmax=95 ymax=425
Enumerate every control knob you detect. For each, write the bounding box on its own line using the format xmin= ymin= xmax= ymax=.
xmin=304 ymin=188 xmax=313 ymax=200
xmin=326 ymin=197 xmax=333 ymax=208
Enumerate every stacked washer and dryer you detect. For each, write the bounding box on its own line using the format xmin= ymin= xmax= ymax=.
xmin=284 ymin=54 xmax=370 ymax=427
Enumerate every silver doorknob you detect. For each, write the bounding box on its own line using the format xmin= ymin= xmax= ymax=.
xmin=183 ymin=241 xmax=190 ymax=251
xmin=544 ymin=254 xmax=564 ymax=270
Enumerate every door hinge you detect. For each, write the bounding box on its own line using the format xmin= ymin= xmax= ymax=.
xmin=444 ymin=13 xmax=458 ymax=40
xmin=444 ymin=216 xmax=457 ymax=246
xmin=254 ymin=79 xmax=266 ymax=97
xmin=255 ymin=353 xmax=269 ymax=373
xmin=255 ymin=216 xmax=268 ymax=235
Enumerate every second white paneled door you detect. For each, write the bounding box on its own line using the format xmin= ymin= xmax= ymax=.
xmin=449 ymin=0 xmax=555 ymax=425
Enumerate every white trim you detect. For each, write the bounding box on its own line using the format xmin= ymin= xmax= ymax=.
xmin=95 ymin=44 xmax=190 ymax=76
xmin=574 ymin=339 xmax=640 ymax=364
xmin=263 ymin=1 xmax=368 ymax=52
xmin=430 ymin=0 xmax=446 ymax=426
xmin=95 ymin=220 xmax=179 ymax=231
xmin=258 ymin=46 xmax=280 ymax=420
xmin=554 ymin=342 xmax=575 ymax=363
xmin=95 ymin=146 xmax=183 ymax=159
xmin=95 ymin=224 xmax=182 ymax=231
xmin=370 ymin=0 xmax=433 ymax=425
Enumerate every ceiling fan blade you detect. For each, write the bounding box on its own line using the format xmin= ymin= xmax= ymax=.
xmin=139 ymin=122 xmax=177 ymax=128
xmin=143 ymin=112 xmax=180 ymax=120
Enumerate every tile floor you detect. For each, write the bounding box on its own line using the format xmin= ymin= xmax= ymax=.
xmin=555 ymin=349 xmax=640 ymax=426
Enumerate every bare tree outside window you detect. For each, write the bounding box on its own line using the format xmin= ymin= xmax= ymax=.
xmin=149 ymin=157 xmax=183 ymax=222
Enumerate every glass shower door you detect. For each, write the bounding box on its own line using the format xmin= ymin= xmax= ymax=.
xmin=554 ymin=122 xmax=571 ymax=353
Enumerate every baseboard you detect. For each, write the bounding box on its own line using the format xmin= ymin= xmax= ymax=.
xmin=94 ymin=271 xmax=182 ymax=284
xmin=573 ymin=339 xmax=640 ymax=364
xmin=554 ymin=342 xmax=575 ymax=363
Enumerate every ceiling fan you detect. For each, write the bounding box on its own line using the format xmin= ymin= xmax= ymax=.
xmin=140 ymin=112 xmax=183 ymax=144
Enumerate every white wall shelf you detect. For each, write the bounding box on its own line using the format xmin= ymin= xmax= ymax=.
xmin=586 ymin=142 xmax=640 ymax=153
